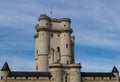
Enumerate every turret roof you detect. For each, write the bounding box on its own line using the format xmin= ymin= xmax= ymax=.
xmin=112 ymin=66 xmax=119 ymax=73
xmin=1 ymin=62 xmax=10 ymax=71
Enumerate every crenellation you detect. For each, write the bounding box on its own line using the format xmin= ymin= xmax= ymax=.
xmin=38 ymin=14 xmax=50 ymax=21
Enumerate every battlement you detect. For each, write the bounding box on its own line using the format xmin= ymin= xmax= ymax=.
xmin=38 ymin=14 xmax=71 ymax=23
xmin=36 ymin=14 xmax=71 ymax=32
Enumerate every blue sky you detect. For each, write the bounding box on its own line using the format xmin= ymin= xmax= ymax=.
xmin=0 ymin=0 xmax=120 ymax=72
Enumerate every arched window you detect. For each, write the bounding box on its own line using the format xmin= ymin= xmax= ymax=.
xmin=57 ymin=47 xmax=60 ymax=52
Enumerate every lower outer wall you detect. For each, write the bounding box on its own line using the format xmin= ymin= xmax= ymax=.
xmin=0 ymin=79 xmax=51 ymax=82
xmin=82 ymin=79 xmax=119 ymax=82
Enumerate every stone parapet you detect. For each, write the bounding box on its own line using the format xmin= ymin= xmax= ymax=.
xmin=49 ymin=63 xmax=81 ymax=69
xmin=38 ymin=14 xmax=71 ymax=23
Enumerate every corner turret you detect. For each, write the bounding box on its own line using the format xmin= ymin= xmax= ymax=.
xmin=112 ymin=66 xmax=119 ymax=73
xmin=60 ymin=18 xmax=72 ymax=32
xmin=34 ymin=14 xmax=50 ymax=72
xmin=1 ymin=62 xmax=10 ymax=80
xmin=112 ymin=66 xmax=119 ymax=80
xmin=36 ymin=14 xmax=51 ymax=31
xmin=38 ymin=14 xmax=50 ymax=21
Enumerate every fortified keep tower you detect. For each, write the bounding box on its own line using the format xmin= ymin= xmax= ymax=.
xmin=34 ymin=14 xmax=81 ymax=82
xmin=0 ymin=14 xmax=119 ymax=82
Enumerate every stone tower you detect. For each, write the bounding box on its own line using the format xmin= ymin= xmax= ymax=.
xmin=112 ymin=66 xmax=119 ymax=81
xmin=1 ymin=62 xmax=11 ymax=80
xmin=34 ymin=14 xmax=81 ymax=82
xmin=34 ymin=14 xmax=50 ymax=72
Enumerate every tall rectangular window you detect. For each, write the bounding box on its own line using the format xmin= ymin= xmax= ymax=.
xmin=66 ymin=44 xmax=68 ymax=48
xmin=65 ymin=76 xmax=67 ymax=82
xmin=1 ymin=76 xmax=3 ymax=80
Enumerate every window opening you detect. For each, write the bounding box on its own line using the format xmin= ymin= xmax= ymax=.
xmin=50 ymin=24 xmax=52 ymax=26
xmin=57 ymin=47 xmax=60 ymax=52
xmin=102 ymin=77 xmax=103 ymax=80
xmin=15 ymin=76 xmax=16 ymax=79
xmin=66 ymin=44 xmax=68 ymax=48
xmin=58 ymin=34 xmax=60 ymax=37
xmin=37 ymin=77 xmax=39 ymax=79
xmin=46 ymin=23 xmax=48 ymax=25
xmin=65 ymin=76 xmax=67 ymax=82
xmin=36 ymin=50 xmax=38 ymax=54
xmin=26 ymin=76 xmax=28 ymax=79
xmin=94 ymin=77 xmax=95 ymax=80
xmin=67 ymin=61 xmax=69 ymax=64
xmin=1 ymin=76 xmax=3 ymax=80
xmin=51 ymin=34 xmax=53 ymax=38
xmin=48 ymin=45 xmax=50 ymax=52
xmin=36 ymin=66 xmax=38 ymax=71
xmin=110 ymin=77 xmax=111 ymax=80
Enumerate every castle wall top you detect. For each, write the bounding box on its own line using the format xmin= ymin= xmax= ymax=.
xmin=35 ymin=14 xmax=72 ymax=33
xmin=38 ymin=14 xmax=71 ymax=23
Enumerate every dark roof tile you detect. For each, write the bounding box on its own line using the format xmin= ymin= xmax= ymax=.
xmin=1 ymin=62 xmax=10 ymax=71
xmin=112 ymin=66 xmax=119 ymax=73
xmin=8 ymin=71 xmax=52 ymax=77
xmin=81 ymin=72 xmax=115 ymax=77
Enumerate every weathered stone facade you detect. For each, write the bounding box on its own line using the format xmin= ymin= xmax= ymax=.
xmin=0 ymin=14 xmax=119 ymax=82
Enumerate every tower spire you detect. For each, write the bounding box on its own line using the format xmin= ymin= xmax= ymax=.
xmin=112 ymin=66 xmax=119 ymax=73
xmin=1 ymin=62 xmax=10 ymax=71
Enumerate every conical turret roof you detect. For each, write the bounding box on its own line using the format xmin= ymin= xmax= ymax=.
xmin=1 ymin=62 xmax=10 ymax=71
xmin=112 ymin=66 xmax=119 ymax=73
